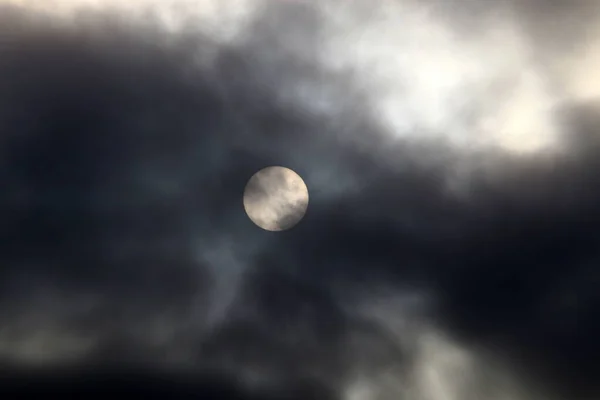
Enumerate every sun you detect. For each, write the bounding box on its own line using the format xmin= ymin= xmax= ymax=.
xmin=243 ymin=166 xmax=309 ymax=231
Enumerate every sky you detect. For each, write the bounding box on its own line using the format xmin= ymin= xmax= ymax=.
xmin=0 ymin=0 xmax=600 ymax=398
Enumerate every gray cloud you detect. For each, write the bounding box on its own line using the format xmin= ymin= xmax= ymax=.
xmin=1 ymin=0 xmax=600 ymax=399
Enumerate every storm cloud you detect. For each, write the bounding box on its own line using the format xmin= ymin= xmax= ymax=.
xmin=0 ymin=0 xmax=600 ymax=399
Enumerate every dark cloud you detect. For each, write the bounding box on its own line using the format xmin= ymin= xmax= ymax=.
xmin=1 ymin=1 xmax=600 ymax=399
xmin=0 ymin=364 xmax=337 ymax=399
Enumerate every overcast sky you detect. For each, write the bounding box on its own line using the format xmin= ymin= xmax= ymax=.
xmin=1 ymin=0 xmax=600 ymax=399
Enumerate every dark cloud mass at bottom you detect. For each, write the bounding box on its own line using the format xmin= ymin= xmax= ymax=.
xmin=0 ymin=1 xmax=600 ymax=399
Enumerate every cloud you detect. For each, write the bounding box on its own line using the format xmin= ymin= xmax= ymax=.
xmin=1 ymin=0 xmax=600 ymax=399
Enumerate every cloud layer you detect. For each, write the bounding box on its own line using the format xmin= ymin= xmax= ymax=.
xmin=1 ymin=0 xmax=600 ymax=399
